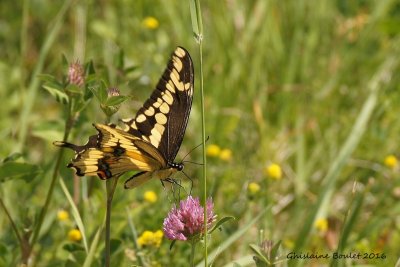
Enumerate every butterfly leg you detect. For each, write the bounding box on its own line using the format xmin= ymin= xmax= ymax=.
xmin=160 ymin=178 xmax=182 ymax=192
xmin=172 ymin=179 xmax=181 ymax=202
xmin=180 ymin=170 xmax=193 ymax=195
xmin=162 ymin=178 xmax=188 ymax=201
xmin=188 ymin=176 xmax=193 ymax=195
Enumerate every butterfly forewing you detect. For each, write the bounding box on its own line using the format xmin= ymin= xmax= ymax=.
xmin=122 ymin=46 xmax=194 ymax=162
xmin=54 ymin=46 xmax=194 ymax=189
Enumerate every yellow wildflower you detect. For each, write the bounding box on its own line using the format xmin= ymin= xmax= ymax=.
xmin=137 ymin=230 xmax=163 ymax=248
xmin=154 ymin=230 xmax=163 ymax=239
xmin=68 ymin=229 xmax=82 ymax=242
xmin=384 ymin=155 xmax=398 ymax=169
xmin=143 ymin=190 xmax=157 ymax=203
xmin=219 ymin=149 xmax=232 ymax=161
xmin=264 ymin=163 xmax=282 ymax=180
xmin=206 ymin=144 xmax=221 ymax=157
xmin=248 ymin=182 xmax=260 ymax=194
xmin=142 ymin=16 xmax=159 ymax=30
xmin=57 ymin=209 xmax=69 ymax=221
xmin=315 ymin=218 xmax=328 ymax=233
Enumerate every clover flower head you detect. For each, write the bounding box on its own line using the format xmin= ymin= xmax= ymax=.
xmin=102 ymin=87 xmax=121 ymax=116
xmin=68 ymin=60 xmax=85 ymax=87
xmin=107 ymin=87 xmax=120 ymax=97
xmin=163 ymin=196 xmax=216 ymax=241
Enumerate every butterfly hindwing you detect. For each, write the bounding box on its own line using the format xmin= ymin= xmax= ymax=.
xmin=122 ymin=46 xmax=194 ymax=162
xmin=55 ymin=124 xmax=165 ymax=179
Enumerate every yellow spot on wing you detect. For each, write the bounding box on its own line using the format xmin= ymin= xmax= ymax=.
xmin=83 ymin=166 xmax=99 ymax=172
xmin=173 ymin=56 xmax=183 ymax=71
xmin=170 ymin=69 xmax=184 ymax=91
xmin=150 ymin=135 xmax=160 ymax=147
xmin=86 ymin=150 xmax=104 ymax=158
xmin=144 ymin=107 xmax=155 ymax=116
xmin=162 ymin=90 xmax=173 ymax=105
xmin=155 ymin=113 xmax=167 ymax=124
xmin=159 ymin=102 xmax=170 ymax=114
xmin=151 ymin=127 xmax=162 ymax=141
xmin=102 ymin=147 xmax=114 ymax=153
xmin=155 ymin=123 xmax=165 ymax=134
xmin=166 ymin=81 xmax=175 ymax=93
xmin=175 ymin=47 xmax=186 ymax=58
xmin=136 ymin=114 xmax=146 ymax=123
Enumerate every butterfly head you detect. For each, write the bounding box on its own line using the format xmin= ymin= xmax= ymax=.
xmin=168 ymin=162 xmax=184 ymax=171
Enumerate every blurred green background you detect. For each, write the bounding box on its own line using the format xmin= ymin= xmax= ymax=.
xmin=0 ymin=0 xmax=400 ymax=266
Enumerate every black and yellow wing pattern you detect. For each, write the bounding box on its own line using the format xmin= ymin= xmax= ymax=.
xmin=54 ymin=47 xmax=194 ymax=189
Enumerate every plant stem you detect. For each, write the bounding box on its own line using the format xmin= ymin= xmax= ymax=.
xmin=28 ymin=100 xmax=74 ymax=263
xmin=190 ymin=241 xmax=197 ymax=267
xmin=105 ymin=176 xmax=119 ymax=267
xmin=198 ymin=41 xmax=208 ymax=267
xmin=191 ymin=0 xmax=207 ymax=265
xmin=0 ymin=197 xmax=27 ymax=258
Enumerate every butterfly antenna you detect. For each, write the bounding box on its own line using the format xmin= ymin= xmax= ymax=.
xmin=181 ymin=136 xmax=210 ymax=162
xmin=183 ymin=161 xmax=204 ymax=166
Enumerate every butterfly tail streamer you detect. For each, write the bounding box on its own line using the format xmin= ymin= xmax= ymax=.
xmin=53 ymin=134 xmax=98 ymax=153
xmin=53 ymin=141 xmax=81 ymax=151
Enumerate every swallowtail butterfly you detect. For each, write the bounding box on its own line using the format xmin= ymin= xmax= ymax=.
xmin=54 ymin=47 xmax=194 ymax=189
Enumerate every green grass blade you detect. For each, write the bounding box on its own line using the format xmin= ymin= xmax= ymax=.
xmin=126 ymin=207 xmax=145 ymax=266
xmin=59 ymin=177 xmax=88 ymax=253
xmin=189 ymin=0 xmax=203 ymax=41
xmin=330 ymin=184 xmax=365 ymax=267
xmin=395 ymin=257 xmax=400 ymax=267
xmin=83 ymin=224 xmax=104 ymax=267
xmin=189 ymin=1 xmax=208 ymax=266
